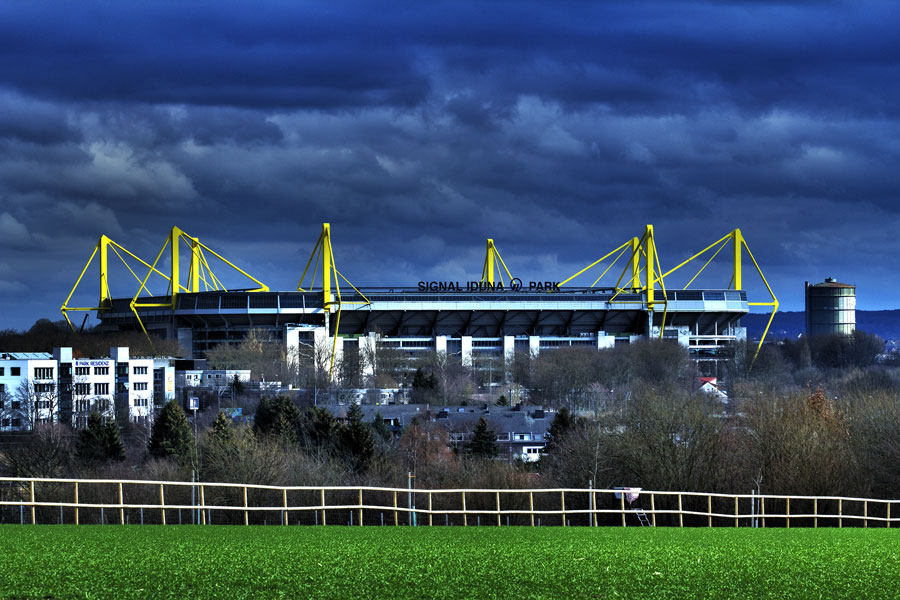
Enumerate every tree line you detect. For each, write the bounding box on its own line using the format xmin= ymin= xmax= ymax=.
xmin=2 ymin=328 xmax=898 ymax=502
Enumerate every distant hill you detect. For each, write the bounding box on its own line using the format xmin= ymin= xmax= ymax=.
xmin=741 ymin=310 xmax=900 ymax=341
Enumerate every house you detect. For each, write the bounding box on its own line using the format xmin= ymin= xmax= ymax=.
xmin=697 ymin=377 xmax=728 ymax=400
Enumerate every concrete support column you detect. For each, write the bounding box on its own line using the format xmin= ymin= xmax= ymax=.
xmin=529 ymin=336 xmax=540 ymax=357
xmin=435 ymin=335 xmax=448 ymax=354
xmin=503 ymin=336 xmax=515 ymax=383
xmin=331 ymin=337 xmax=344 ymax=380
xmin=597 ymin=331 xmax=615 ymax=350
xmin=360 ymin=333 xmax=377 ymax=380
xmin=461 ymin=336 xmax=473 ymax=368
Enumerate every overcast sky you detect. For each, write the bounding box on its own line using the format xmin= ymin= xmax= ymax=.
xmin=1 ymin=1 xmax=898 ymax=330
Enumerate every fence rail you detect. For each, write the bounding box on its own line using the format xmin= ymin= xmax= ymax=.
xmin=0 ymin=477 xmax=896 ymax=527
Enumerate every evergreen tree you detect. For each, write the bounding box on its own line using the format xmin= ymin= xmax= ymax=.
xmin=467 ymin=416 xmax=499 ymax=458
xmin=253 ymin=395 xmax=303 ymax=443
xmin=211 ymin=411 xmax=234 ymax=446
xmin=76 ymin=412 xmax=125 ymax=463
xmin=371 ymin=410 xmax=392 ymax=442
xmin=148 ymin=400 xmax=194 ymax=460
xmin=546 ymin=407 xmax=580 ymax=453
xmin=411 ymin=367 xmax=439 ymax=402
xmin=231 ymin=374 xmax=246 ymax=396
xmin=339 ymin=402 xmax=376 ymax=473
xmin=302 ymin=406 xmax=340 ymax=452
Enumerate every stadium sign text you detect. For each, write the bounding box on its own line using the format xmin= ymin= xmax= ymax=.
xmin=417 ymin=279 xmax=560 ymax=292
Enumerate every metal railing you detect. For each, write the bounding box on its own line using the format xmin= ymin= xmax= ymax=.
xmin=0 ymin=477 xmax=896 ymax=527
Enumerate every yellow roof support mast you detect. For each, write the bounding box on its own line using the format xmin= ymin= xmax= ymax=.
xmin=298 ymin=223 xmax=370 ymax=380
xmin=61 ymin=235 xmax=171 ymax=331
xmin=129 ymin=226 xmax=269 ymax=348
xmin=481 ymin=239 xmax=514 ymax=286
xmin=660 ymin=228 xmax=779 ymax=364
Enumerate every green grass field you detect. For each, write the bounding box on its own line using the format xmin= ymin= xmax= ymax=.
xmin=0 ymin=526 xmax=897 ymax=599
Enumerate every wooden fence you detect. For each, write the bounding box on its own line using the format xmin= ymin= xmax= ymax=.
xmin=1 ymin=477 xmax=897 ymax=527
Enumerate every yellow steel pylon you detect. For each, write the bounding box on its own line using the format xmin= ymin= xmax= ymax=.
xmin=558 ymin=225 xmax=668 ymax=337
xmin=61 ymin=235 xmax=171 ymax=331
xmin=661 ymin=228 xmax=778 ymax=364
xmin=481 ymin=239 xmax=514 ymax=286
xmin=298 ymin=223 xmax=370 ymax=380
xmin=130 ymin=226 xmax=269 ymax=346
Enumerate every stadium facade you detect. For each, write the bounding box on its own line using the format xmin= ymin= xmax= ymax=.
xmin=63 ymin=224 xmax=777 ymax=375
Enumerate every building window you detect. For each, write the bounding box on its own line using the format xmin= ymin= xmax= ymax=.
xmin=95 ymin=383 xmax=110 ymax=395
xmin=35 ymin=383 xmax=54 ymax=394
xmin=133 ymin=366 xmax=148 ymax=375
xmin=0 ymin=367 xmax=4 ymax=375
xmin=98 ymin=399 xmax=109 ymax=411
xmin=12 ymin=400 xmax=21 ymax=410
xmin=134 ymin=382 xmax=148 ymax=391
xmin=94 ymin=366 xmax=109 ymax=375
xmin=1 ymin=418 xmax=8 ymax=427
xmin=34 ymin=367 xmax=54 ymax=379
xmin=74 ymin=383 xmax=90 ymax=395
xmin=11 ymin=367 xmax=21 ymax=376
xmin=37 ymin=400 xmax=50 ymax=410
xmin=75 ymin=367 xmax=90 ymax=376
xmin=0 ymin=383 xmax=5 ymax=393
xmin=12 ymin=418 xmax=21 ymax=428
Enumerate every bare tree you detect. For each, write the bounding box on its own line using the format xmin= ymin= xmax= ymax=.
xmin=14 ymin=379 xmax=61 ymax=430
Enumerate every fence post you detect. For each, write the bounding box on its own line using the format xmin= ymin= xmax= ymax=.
xmin=678 ymin=494 xmax=683 ymax=528
xmin=74 ymin=482 xmax=79 ymax=526
xmin=320 ymin=488 xmax=326 ymax=527
xmin=30 ymin=480 xmax=35 ymax=525
xmin=529 ymin=492 xmax=534 ymax=527
xmin=244 ymin=486 xmax=249 ymax=526
xmin=561 ymin=491 xmax=567 ymax=527
xmin=496 ymin=492 xmax=501 ymax=527
xmin=620 ymin=492 xmax=625 ymax=527
xmin=734 ymin=495 xmax=738 ymax=527
xmin=761 ymin=497 xmax=765 ymax=528
xmin=813 ymin=498 xmax=817 ymax=528
xmin=707 ymin=495 xmax=712 ymax=527
xmin=285 ymin=488 xmax=290 ymax=526
xmin=461 ymin=492 xmax=467 ymax=527
xmin=888 ymin=502 xmax=891 ymax=529
xmin=838 ymin=499 xmax=842 ymax=528
xmin=358 ymin=489 xmax=363 ymax=527
xmin=200 ymin=485 xmax=206 ymax=525
xmin=864 ymin=500 xmax=868 ymax=528
xmin=650 ymin=493 xmax=656 ymax=527
xmin=118 ymin=483 xmax=125 ymax=525
xmin=393 ymin=491 xmax=399 ymax=526
xmin=160 ymin=484 xmax=166 ymax=526
xmin=786 ymin=498 xmax=790 ymax=529
xmin=428 ymin=492 xmax=433 ymax=527
xmin=592 ymin=490 xmax=598 ymax=527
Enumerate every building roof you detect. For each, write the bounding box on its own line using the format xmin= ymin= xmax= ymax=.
xmin=0 ymin=352 xmax=54 ymax=360
xmin=810 ymin=278 xmax=854 ymax=289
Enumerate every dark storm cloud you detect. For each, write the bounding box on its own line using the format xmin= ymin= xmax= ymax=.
xmin=1 ymin=0 xmax=899 ymax=329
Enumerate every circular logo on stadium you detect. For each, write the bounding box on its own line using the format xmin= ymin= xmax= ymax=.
xmin=511 ymin=278 xmax=523 ymax=291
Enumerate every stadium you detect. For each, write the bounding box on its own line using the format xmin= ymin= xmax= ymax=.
xmin=61 ymin=224 xmax=778 ymax=374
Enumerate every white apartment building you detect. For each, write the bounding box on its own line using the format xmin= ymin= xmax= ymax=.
xmin=0 ymin=352 xmax=59 ymax=431
xmin=175 ymin=369 xmax=250 ymax=392
xmin=0 ymin=347 xmax=164 ymax=431
xmin=111 ymin=347 xmax=155 ymax=425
